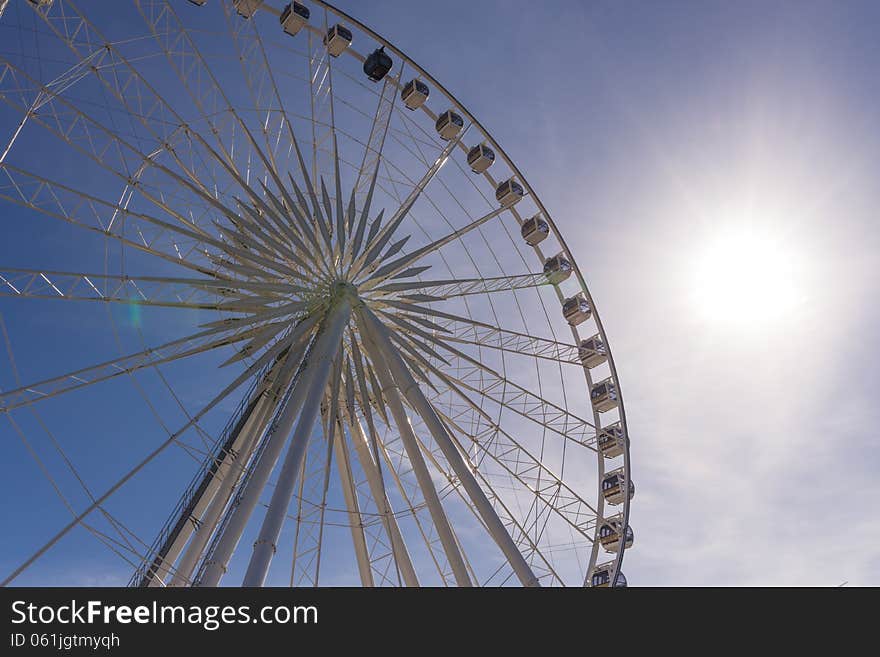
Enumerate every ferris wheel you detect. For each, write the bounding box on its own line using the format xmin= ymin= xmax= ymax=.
xmin=0 ymin=0 xmax=632 ymax=587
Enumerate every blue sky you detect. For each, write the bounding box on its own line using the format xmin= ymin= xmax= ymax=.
xmin=1 ymin=0 xmax=878 ymax=586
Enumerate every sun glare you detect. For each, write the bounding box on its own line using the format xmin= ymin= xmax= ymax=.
xmin=689 ymin=228 xmax=804 ymax=326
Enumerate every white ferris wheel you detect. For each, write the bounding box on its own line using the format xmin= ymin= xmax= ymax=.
xmin=0 ymin=0 xmax=633 ymax=588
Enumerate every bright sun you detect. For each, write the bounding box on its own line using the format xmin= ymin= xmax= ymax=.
xmin=689 ymin=228 xmax=804 ymax=326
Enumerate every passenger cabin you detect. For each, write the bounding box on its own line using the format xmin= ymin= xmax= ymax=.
xmin=602 ymin=468 xmax=635 ymax=505
xmin=599 ymin=518 xmax=634 ymax=553
xmin=279 ymin=2 xmax=309 ymax=36
xmin=467 ymin=144 xmax=495 ymax=173
xmin=188 ymin=0 xmax=206 ymax=5
xmin=233 ymin=0 xmax=260 ymax=18
xmin=324 ymin=24 xmax=353 ymax=57
xmin=495 ymin=178 xmax=524 ymax=208
xmin=562 ymin=293 xmax=591 ymax=326
xmin=401 ymin=79 xmax=430 ymax=110
xmin=597 ymin=422 xmax=626 ymax=458
xmin=364 ymin=46 xmax=393 ymax=82
xmin=591 ymin=377 xmax=618 ymax=412
xmin=578 ymin=335 xmax=607 ymax=369
xmin=521 ymin=215 xmax=549 ymax=246
xmin=543 ymin=253 xmax=572 ymax=284
xmin=591 ymin=563 xmax=627 ymax=588
xmin=435 ymin=110 xmax=464 ymax=140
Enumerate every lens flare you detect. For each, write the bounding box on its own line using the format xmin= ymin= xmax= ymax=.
xmin=689 ymin=228 xmax=804 ymax=327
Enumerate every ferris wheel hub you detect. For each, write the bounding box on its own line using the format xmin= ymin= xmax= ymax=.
xmin=328 ymin=280 xmax=358 ymax=304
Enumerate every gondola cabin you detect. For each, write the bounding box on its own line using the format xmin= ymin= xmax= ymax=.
xmin=233 ymin=0 xmax=260 ymax=18
xmin=578 ymin=335 xmax=607 ymax=369
xmin=562 ymin=293 xmax=591 ymax=326
xmin=364 ymin=47 xmax=393 ymax=82
xmin=597 ymin=422 xmax=626 ymax=458
xmin=590 ymin=563 xmax=627 ymax=588
xmin=590 ymin=377 xmax=618 ymax=412
xmin=467 ymin=143 xmax=495 ymax=173
xmin=279 ymin=2 xmax=309 ymax=36
xmin=435 ymin=110 xmax=464 ymax=140
xmin=599 ymin=518 xmax=634 ymax=553
xmin=521 ymin=215 xmax=549 ymax=246
xmin=401 ymin=79 xmax=430 ymax=110
xmin=324 ymin=24 xmax=353 ymax=57
xmin=188 ymin=0 xmax=206 ymax=5
xmin=543 ymin=253 xmax=572 ymax=284
xmin=602 ymin=468 xmax=635 ymax=505
xmin=495 ymin=178 xmax=524 ymax=208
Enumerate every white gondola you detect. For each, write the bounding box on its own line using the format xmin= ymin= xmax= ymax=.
xmin=543 ymin=253 xmax=572 ymax=284
xmin=578 ymin=334 xmax=607 ymax=369
xmin=602 ymin=467 xmax=635 ymax=505
xmin=590 ymin=563 xmax=627 ymax=588
xmin=599 ymin=518 xmax=634 ymax=553
xmin=233 ymin=0 xmax=260 ymax=18
xmin=597 ymin=421 xmax=626 ymax=458
xmin=27 ymin=0 xmax=55 ymax=6
xmin=324 ymin=24 xmax=353 ymax=57
xmin=466 ymin=143 xmax=495 ymax=173
xmin=435 ymin=110 xmax=464 ymax=140
xmin=495 ymin=178 xmax=524 ymax=208
xmin=279 ymin=2 xmax=309 ymax=36
xmin=520 ymin=214 xmax=549 ymax=246
xmin=401 ymin=79 xmax=430 ymax=110
xmin=590 ymin=376 xmax=618 ymax=412
xmin=562 ymin=293 xmax=591 ymax=326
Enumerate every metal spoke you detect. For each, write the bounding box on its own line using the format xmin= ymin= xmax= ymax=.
xmin=0 ymin=267 xmax=274 ymax=311
xmin=2 ymin=330 xmax=286 ymax=587
xmin=0 ymin=324 xmax=260 ymax=412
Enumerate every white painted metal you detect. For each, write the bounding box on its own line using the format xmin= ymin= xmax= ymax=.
xmin=601 ymin=467 xmax=635 ymax=506
xmin=197 ymin=347 xmax=318 ymax=587
xmin=356 ymin=312 xmax=472 ymax=587
xmin=169 ymin=355 xmax=297 ymax=586
xmin=579 ymin=335 xmax=608 ymax=369
xmin=343 ymin=411 xmax=419 ymax=586
xmin=0 ymin=0 xmax=632 ymax=588
xmin=242 ymin=294 xmax=352 ymax=586
xmin=357 ymin=305 xmax=540 ymax=587
xmin=332 ymin=417 xmax=375 ymax=587
xmin=598 ymin=422 xmax=627 ymax=459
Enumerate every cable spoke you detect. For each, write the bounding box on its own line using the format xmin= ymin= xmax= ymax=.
xmin=389 ymin=324 xmax=598 ymax=448
xmin=360 ymin=206 xmax=507 ymax=288
xmin=349 ymin=124 xmax=470 ymax=277
xmin=355 ymin=310 xmax=472 ymax=586
xmin=383 ymin=308 xmax=581 ymax=364
xmin=1 ymin=328 xmax=288 ymax=586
